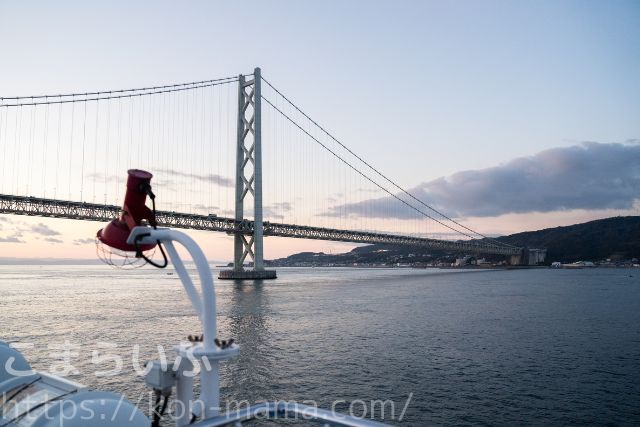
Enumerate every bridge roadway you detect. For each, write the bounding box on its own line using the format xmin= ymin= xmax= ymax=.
xmin=0 ymin=194 xmax=521 ymax=256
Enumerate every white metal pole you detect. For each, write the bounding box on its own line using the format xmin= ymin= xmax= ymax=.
xmin=160 ymin=230 xmax=220 ymax=420
xmin=127 ymin=227 xmax=230 ymax=422
xmin=145 ymin=229 xmax=217 ymax=344
xmin=175 ymin=359 xmax=194 ymax=427
xmin=164 ymin=230 xmax=220 ymax=419
xmin=203 ymin=360 xmax=220 ymax=418
xmin=163 ymin=241 xmax=202 ymax=320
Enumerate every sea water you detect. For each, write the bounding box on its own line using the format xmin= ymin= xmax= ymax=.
xmin=1 ymin=265 xmax=639 ymax=425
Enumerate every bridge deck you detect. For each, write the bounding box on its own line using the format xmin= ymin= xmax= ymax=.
xmin=0 ymin=194 xmax=521 ymax=256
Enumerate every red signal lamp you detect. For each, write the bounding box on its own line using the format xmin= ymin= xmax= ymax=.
xmin=97 ymin=169 xmax=157 ymax=252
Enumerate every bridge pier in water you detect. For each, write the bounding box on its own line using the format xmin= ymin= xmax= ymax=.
xmin=219 ymin=68 xmax=277 ymax=280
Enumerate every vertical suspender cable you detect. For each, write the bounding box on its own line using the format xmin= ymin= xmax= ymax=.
xmin=150 ymin=92 xmax=155 ymax=171
xmin=216 ymin=85 xmax=221 ymax=213
xmin=116 ymin=98 xmax=122 ymax=203
xmin=14 ymin=106 xmax=21 ymax=195
xmin=93 ymin=99 xmax=99 ymax=202
xmin=80 ymin=100 xmax=87 ymax=201
xmin=140 ymin=95 xmax=145 ymax=169
xmin=127 ymin=98 xmax=133 ymax=195
xmin=54 ymin=100 xmax=61 ymax=198
xmin=27 ymin=104 xmax=35 ymax=195
xmin=104 ymin=99 xmax=111 ymax=204
xmin=191 ymin=88 xmax=196 ymax=213
xmin=171 ymin=90 xmax=176 ymax=212
xmin=0 ymin=107 xmax=6 ymax=193
xmin=161 ymin=92 xmax=166 ymax=207
xmin=200 ymin=87 xmax=205 ymax=213
xmin=68 ymin=100 xmax=75 ymax=200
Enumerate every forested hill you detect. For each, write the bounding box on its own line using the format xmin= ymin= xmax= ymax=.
xmin=494 ymin=216 xmax=640 ymax=262
xmin=268 ymin=216 xmax=640 ymax=266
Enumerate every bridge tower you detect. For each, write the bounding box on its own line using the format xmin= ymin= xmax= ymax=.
xmin=219 ymin=68 xmax=277 ymax=280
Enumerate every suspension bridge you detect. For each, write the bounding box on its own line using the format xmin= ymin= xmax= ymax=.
xmin=0 ymin=67 xmax=529 ymax=279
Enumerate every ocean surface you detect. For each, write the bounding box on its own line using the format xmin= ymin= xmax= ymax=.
xmin=1 ymin=265 xmax=639 ymax=425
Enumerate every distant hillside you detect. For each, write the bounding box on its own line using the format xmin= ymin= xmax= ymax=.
xmin=268 ymin=216 xmax=640 ymax=266
xmin=494 ymin=216 xmax=640 ymax=262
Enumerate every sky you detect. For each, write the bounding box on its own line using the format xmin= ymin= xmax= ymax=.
xmin=0 ymin=0 xmax=639 ymax=261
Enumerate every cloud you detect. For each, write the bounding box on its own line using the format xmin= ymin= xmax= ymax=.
xmin=191 ymin=204 xmax=220 ymax=213
xmin=263 ymin=202 xmax=292 ymax=220
xmin=85 ymin=170 xmax=232 ymax=193
xmin=86 ymin=172 xmax=119 ymax=183
xmin=0 ymin=235 xmax=24 ymax=243
xmin=157 ymin=169 xmax=234 ymax=188
xmin=326 ymin=142 xmax=640 ymax=219
xmin=356 ymin=188 xmax=382 ymax=194
xmin=270 ymin=202 xmax=292 ymax=212
xmin=0 ymin=218 xmax=62 ymax=243
xmin=73 ymin=238 xmax=96 ymax=245
xmin=30 ymin=223 xmax=61 ymax=236
xmin=0 ymin=216 xmax=14 ymax=231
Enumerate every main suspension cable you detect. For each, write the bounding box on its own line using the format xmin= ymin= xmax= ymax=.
xmin=0 ymin=78 xmax=239 ymax=107
xmin=262 ymin=94 xmax=491 ymax=244
xmin=261 ymin=75 xmax=516 ymax=248
xmin=0 ymin=75 xmax=240 ymax=100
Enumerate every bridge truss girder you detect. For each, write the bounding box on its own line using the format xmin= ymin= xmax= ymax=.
xmin=0 ymin=194 xmax=521 ymax=257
